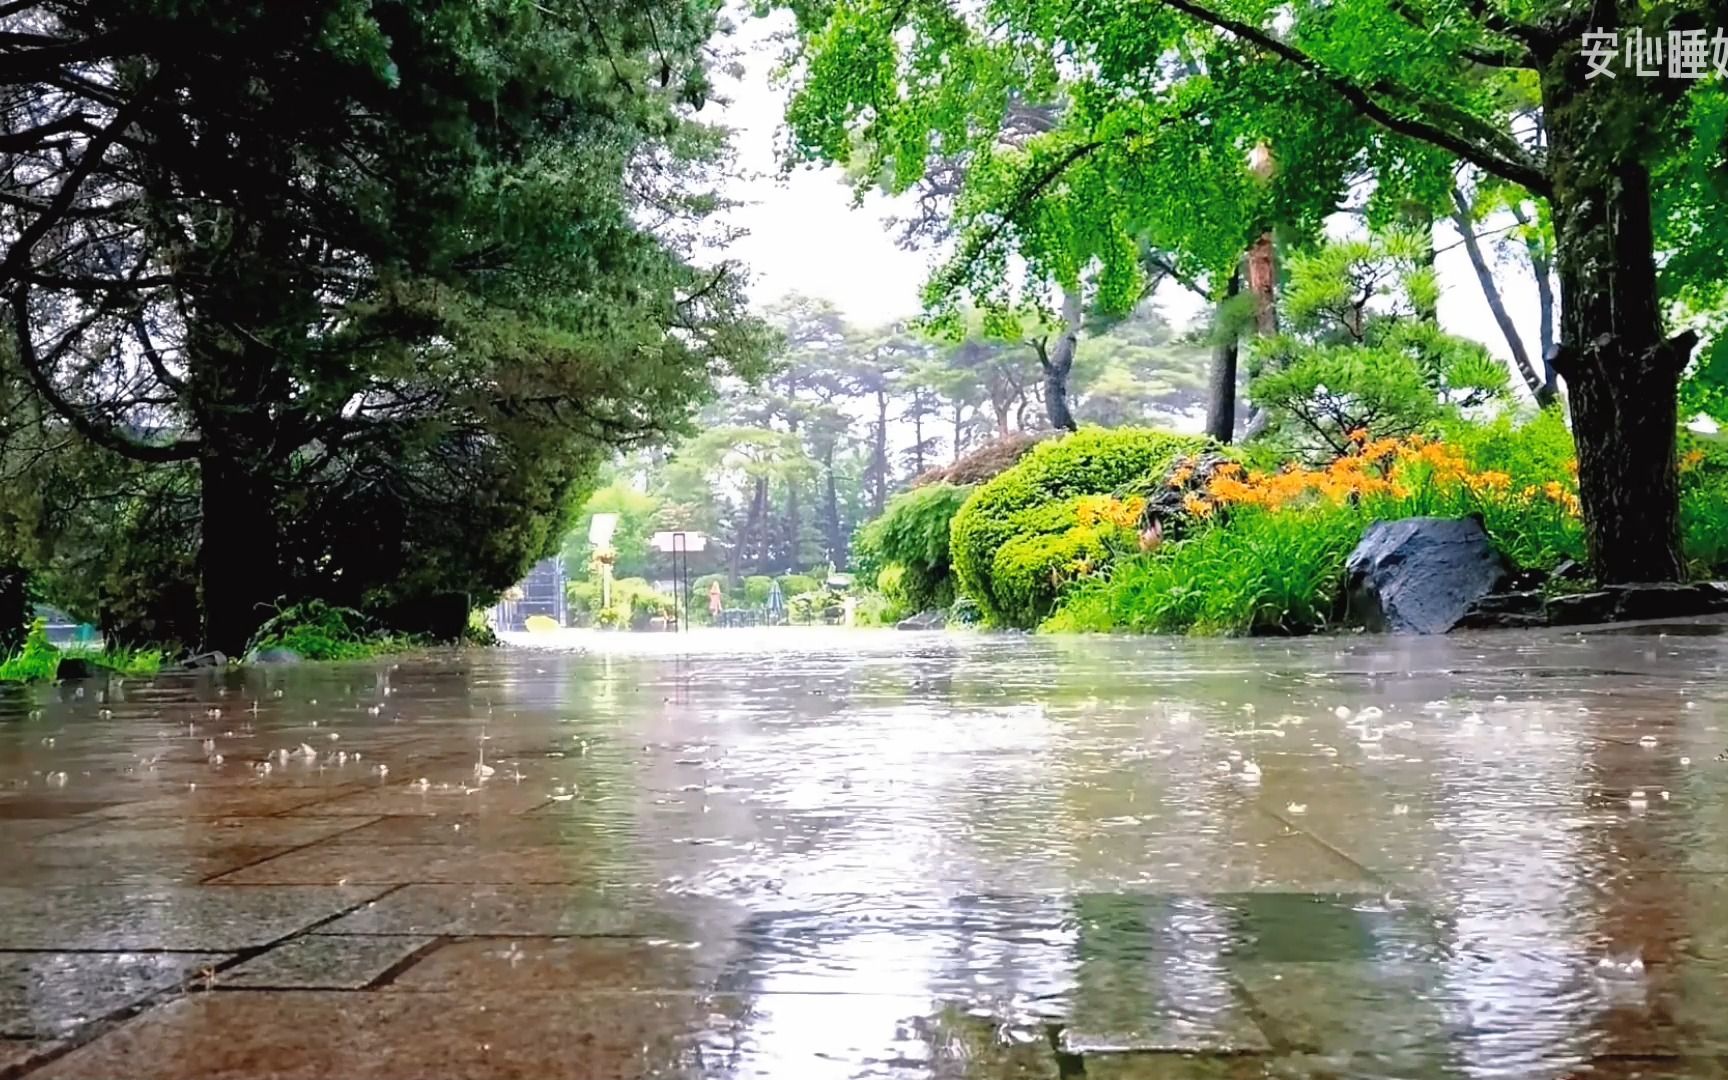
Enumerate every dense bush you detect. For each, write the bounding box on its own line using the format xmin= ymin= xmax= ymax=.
xmin=742 ymin=575 xmax=775 ymax=606
xmin=1046 ymin=422 xmax=1605 ymax=636
xmin=853 ymin=482 xmax=973 ymax=613
xmin=951 ymin=428 xmax=1207 ymax=626
xmin=777 ymin=573 xmax=820 ymax=597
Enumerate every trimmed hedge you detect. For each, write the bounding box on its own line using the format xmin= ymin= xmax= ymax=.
xmin=951 ymin=428 xmax=1208 ymax=627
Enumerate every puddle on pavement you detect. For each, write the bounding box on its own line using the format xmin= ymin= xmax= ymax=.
xmin=2 ymin=625 xmax=1728 ymax=1078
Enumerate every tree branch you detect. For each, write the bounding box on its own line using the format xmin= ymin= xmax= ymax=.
xmin=1149 ymin=0 xmax=1551 ymax=196
xmin=8 ymin=288 xmax=200 ymax=463
xmin=0 ymin=71 xmax=163 ymax=289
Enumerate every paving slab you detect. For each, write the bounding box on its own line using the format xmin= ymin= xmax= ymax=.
xmin=218 ymin=935 xmax=435 ymax=990
xmin=0 ymin=953 xmax=223 ymax=1038
xmin=0 ymin=885 xmax=386 ymax=950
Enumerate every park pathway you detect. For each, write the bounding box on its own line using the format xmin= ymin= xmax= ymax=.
xmin=2 ymin=624 xmax=1728 ymax=1078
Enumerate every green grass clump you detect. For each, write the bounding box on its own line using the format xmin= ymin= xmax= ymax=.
xmin=1045 ymin=503 xmax=1365 ymax=636
xmin=0 ymin=619 xmax=163 ymax=682
xmin=246 ymin=601 xmax=416 ymax=661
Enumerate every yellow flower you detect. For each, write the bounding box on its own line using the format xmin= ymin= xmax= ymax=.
xmin=1182 ymin=492 xmax=1214 ymax=518
xmin=1681 ymin=449 xmax=1706 ymax=472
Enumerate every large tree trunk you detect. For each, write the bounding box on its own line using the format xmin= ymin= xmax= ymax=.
xmin=1205 ymin=266 xmax=1242 ymax=443
xmin=0 ymin=561 xmax=28 ymax=655
xmin=1544 ymin=78 xmax=1689 ymax=582
xmin=1039 ymin=287 xmax=1082 ymax=432
xmin=1452 ymin=187 xmax=1554 ymax=406
xmin=198 ymin=449 xmax=280 ymax=654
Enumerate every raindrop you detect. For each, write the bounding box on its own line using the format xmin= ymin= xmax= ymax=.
xmin=1596 ymin=953 xmax=1646 ymax=980
xmin=1357 ymin=706 xmax=1384 ymax=722
xmin=411 ymin=778 xmax=430 ymax=792
xmin=202 ymin=738 xmax=216 ymax=754
xmin=1333 ymin=706 xmax=1353 ymax=720
xmin=1240 ymin=761 xmax=1262 ymax=783
xmin=46 ymin=771 xmax=67 ymax=787
xmin=373 ymin=764 xmax=389 ymax=778
xmin=1680 ymin=756 xmax=1692 ymax=766
xmin=1628 ymin=790 xmax=1649 ymax=809
xmin=1286 ymin=802 xmax=1308 ymax=815
xmin=1392 ymin=803 xmax=1410 ymax=815
xmin=1638 ymin=735 xmax=1658 ymax=749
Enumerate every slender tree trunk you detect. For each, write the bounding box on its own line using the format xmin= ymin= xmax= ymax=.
xmin=1039 ymin=287 xmax=1082 ymax=432
xmin=729 ymin=476 xmax=767 ymax=585
xmin=785 ymin=481 xmax=801 ymax=571
xmin=1511 ymin=202 xmax=1560 ymax=400
xmin=911 ymin=397 xmax=926 ymax=474
xmin=821 ymin=442 xmax=844 ymax=566
xmin=1241 ymin=238 xmax=1279 ymax=439
xmin=872 ymin=391 xmax=888 ymax=516
xmin=1246 ymin=230 xmax=1278 ymax=336
xmin=1205 ymin=266 xmax=1242 ymax=443
xmin=1544 ymin=66 xmax=1689 ymax=583
xmin=1452 ymin=187 xmax=1553 ymax=406
xmin=952 ymin=402 xmax=964 ymax=461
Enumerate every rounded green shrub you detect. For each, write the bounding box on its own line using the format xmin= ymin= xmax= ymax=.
xmin=990 ymin=520 xmax=1114 ymax=628
xmin=743 ymin=575 xmax=774 ymax=606
xmin=776 ymin=573 xmax=820 ymax=597
xmin=853 ymin=482 xmax=972 ymax=611
xmin=951 ymin=428 xmax=1207 ymax=626
xmin=876 ymin=562 xmax=911 ymax=619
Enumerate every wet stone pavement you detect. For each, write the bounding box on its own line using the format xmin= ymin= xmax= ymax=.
xmin=3 ymin=624 xmax=1728 ymax=1079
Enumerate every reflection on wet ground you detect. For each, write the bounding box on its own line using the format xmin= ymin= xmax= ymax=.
xmin=2 ymin=623 xmax=1728 ymax=1078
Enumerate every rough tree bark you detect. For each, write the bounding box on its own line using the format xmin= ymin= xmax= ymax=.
xmin=1240 ymin=234 xmax=1279 ymax=439
xmin=1543 ymin=67 xmax=1690 ymax=583
xmin=1205 ymin=266 xmax=1242 ymax=443
xmin=1035 ymin=287 xmax=1082 ymax=432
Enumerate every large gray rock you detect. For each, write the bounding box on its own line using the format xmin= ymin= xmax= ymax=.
xmin=895 ymin=610 xmax=946 ymax=631
xmin=1345 ymin=517 xmax=1510 ymax=634
xmin=247 ymin=647 xmax=302 ymax=665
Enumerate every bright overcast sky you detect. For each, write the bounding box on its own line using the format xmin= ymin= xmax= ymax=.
xmin=705 ymin=11 xmax=1546 ymax=368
